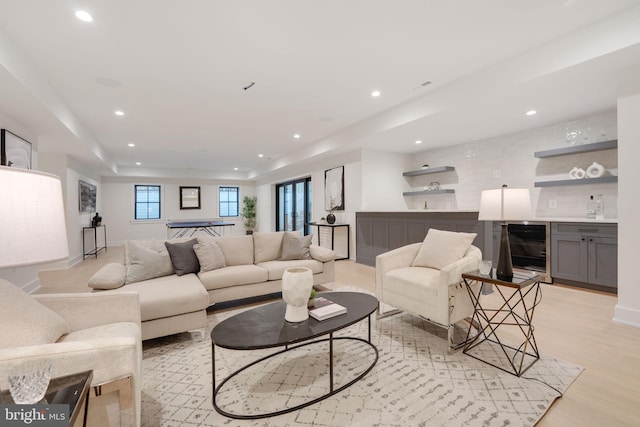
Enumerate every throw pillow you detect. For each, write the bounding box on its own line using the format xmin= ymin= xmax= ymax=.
xmin=0 ymin=279 xmax=70 ymax=349
xmin=253 ymin=232 xmax=285 ymax=263
xmin=280 ymin=232 xmax=313 ymax=260
xmin=88 ymin=263 xmax=126 ymax=290
xmin=125 ymin=240 xmax=175 ymax=284
xmin=193 ymin=241 xmax=226 ymax=272
xmin=165 ymin=238 xmax=200 ymax=276
xmin=412 ymin=228 xmax=477 ymax=270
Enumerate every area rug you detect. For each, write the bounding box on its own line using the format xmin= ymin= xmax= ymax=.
xmin=140 ymin=287 xmax=582 ymax=426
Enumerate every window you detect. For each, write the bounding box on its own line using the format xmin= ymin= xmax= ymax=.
xmin=219 ymin=186 xmax=239 ymax=217
xmin=135 ymin=185 xmax=161 ymax=220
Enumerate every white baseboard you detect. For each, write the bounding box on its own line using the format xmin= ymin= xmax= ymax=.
xmin=613 ymin=304 xmax=640 ymax=328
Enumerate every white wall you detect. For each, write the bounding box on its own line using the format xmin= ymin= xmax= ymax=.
xmin=407 ymin=111 xmax=618 ymax=218
xmin=255 ymin=151 xmax=362 ymax=258
xmin=101 ymin=177 xmax=255 ymax=244
xmin=360 ymin=149 xmax=409 ymax=211
xmin=614 ymin=93 xmax=640 ymax=327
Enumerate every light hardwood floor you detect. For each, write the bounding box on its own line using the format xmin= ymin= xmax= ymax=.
xmin=39 ymin=247 xmax=640 ymax=426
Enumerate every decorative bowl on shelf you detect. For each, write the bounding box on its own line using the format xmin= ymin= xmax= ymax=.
xmin=8 ymin=360 xmax=52 ymax=404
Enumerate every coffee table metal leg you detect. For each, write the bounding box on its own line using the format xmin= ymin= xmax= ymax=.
xmin=329 ymin=332 xmax=334 ymax=393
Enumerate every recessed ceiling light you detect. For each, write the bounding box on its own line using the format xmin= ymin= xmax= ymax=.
xmin=128 ymin=143 xmax=135 ymax=147
xmin=293 ymin=134 xmax=300 ymax=139
xmin=526 ymin=110 xmax=537 ymax=116
xmin=234 ymin=167 xmax=238 ymax=171
xmin=75 ymin=10 xmax=93 ymax=22
xmin=135 ymin=162 xmax=141 ymax=166
xmin=115 ymin=110 xmax=124 ymax=116
xmin=258 ymin=154 xmax=264 ymax=158
xmin=371 ymin=90 xmax=381 ymax=97
xmin=415 ymin=140 xmax=423 ymax=144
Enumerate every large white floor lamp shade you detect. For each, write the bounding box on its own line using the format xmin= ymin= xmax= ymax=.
xmin=0 ymin=167 xmax=69 ymax=268
xmin=478 ymin=185 xmax=532 ymax=281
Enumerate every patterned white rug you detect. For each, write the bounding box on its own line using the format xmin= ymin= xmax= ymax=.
xmin=140 ymin=287 xmax=582 ymax=426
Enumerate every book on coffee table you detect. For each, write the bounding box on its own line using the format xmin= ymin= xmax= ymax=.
xmin=309 ymin=296 xmax=347 ymax=321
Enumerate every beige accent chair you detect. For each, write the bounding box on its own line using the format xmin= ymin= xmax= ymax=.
xmin=0 ymin=279 xmax=142 ymax=427
xmin=375 ymin=229 xmax=482 ymax=348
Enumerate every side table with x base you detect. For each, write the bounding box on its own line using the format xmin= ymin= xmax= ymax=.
xmin=462 ymin=270 xmax=542 ymax=377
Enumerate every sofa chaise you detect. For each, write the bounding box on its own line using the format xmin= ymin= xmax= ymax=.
xmin=89 ymin=231 xmax=336 ymax=340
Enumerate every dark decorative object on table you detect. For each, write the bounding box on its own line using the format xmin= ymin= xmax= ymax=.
xmin=326 ymin=213 xmax=336 ymax=224
xmin=91 ymin=212 xmax=102 ymax=227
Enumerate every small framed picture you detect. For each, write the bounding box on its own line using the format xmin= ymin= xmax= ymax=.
xmin=1 ymin=129 xmax=32 ymax=169
xmin=180 ymin=186 xmax=201 ymax=209
xmin=79 ymin=180 xmax=97 ymax=213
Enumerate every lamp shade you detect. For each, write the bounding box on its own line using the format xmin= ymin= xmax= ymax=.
xmin=0 ymin=167 xmax=69 ymax=268
xmin=478 ymin=187 xmax=532 ymax=221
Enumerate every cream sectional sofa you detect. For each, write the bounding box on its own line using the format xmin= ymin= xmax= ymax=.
xmin=89 ymin=231 xmax=336 ymax=340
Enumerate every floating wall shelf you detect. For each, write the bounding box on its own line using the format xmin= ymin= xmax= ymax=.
xmin=534 ymin=140 xmax=617 ymax=158
xmin=403 ymin=166 xmax=455 ymax=177
xmin=534 ymin=176 xmax=618 ymax=187
xmin=403 ymin=189 xmax=455 ymax=196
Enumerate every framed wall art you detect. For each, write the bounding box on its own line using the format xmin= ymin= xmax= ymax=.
xmin=79 ymin=180 xmax=97 ymax=213
xmin=1 ymin=129 xmax=32 ymax=169
xmin=180 ymin=186 xmax=201 ymax=209
xmin=324 ymin=166 xmax=345 ymax=211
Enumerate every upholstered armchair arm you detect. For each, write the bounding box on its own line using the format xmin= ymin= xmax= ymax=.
xmin=436 ymin=245 xmax=482 ymax=323
xmin=309 ymin=244 xmax=337 ymax=262
xmin=0 ymin=337 xmax=139 ymax=390
xmin=375 ymin=243 xmax=421 ymax=296
xmin=438 ymin=245 xmax=482 ymax=286
xmin=33 ymin=292 xmax=141 ymax=332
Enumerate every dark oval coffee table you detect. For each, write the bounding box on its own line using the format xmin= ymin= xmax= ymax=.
xmin=211 ymin=291 xmax=379 ymax=419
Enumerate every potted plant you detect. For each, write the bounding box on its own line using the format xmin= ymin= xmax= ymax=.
xmin=242 ymin=196 xmax=257 ymax=234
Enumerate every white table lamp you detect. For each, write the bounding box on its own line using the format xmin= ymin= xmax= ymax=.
xmin=478 ymin=185 xmax=532 ymax=281
xmin=0 ymin=167 xmax=69 ymax=268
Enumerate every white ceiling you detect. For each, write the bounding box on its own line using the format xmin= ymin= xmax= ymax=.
xmin=1 ymin=0 xmax=640 ymax=181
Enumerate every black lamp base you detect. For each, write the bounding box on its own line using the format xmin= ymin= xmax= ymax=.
xmin=496 ymin=222 xmax=513 ymax=282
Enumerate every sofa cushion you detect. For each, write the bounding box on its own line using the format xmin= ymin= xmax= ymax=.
xmin=254 ymin=231 xmax=285 ymax=263
xmin=125 ymin=240 xmax=174 ymax=284
xmin=0 ymin=279 xmax=70 ymax=349
xmin=385 ymin=266 xmax=440 ymax=302
xmin=280 ymin=232 xmax=312 ymax=260
xmin=258 ymin=260 xmax=323 ymax=281
xmin=88 ymin=263 xmax=126 ymax=290
xmin=165 ymin=238 xmax=200 ymax=276
xmin=121 ymin=274 xmax=209 ymax=321
xmin=198 ymin=265 xmax=269 ymax=291
xmin=199 ymin=235 xmax=254 ymax=266
xmin=412 ymin=229 xmax=477 ymax=270
xmin=193 ymin=241 xmax=226 ymax=272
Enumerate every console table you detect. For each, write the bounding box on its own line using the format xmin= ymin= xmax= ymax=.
xmin=306 ymin=222 xmax=350 ymax=260
xmin=82 ymin=225 xmax=107 ymax=259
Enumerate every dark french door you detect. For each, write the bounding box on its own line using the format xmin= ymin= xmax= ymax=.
xmin=276 ymin=177 xmax=312 ymax=235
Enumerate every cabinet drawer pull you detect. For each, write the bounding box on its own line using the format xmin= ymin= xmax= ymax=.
xmin=578 ymin=228 xmax=598 ymax=232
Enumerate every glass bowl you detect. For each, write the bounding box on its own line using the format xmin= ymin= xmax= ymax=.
xmin=8 ymin=360 xmax=52 ymax=404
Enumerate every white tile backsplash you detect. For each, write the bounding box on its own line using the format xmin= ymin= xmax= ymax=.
xmin=408 ymin=110 xmax=618 ymax=219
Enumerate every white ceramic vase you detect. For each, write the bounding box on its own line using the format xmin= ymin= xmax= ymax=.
xmin=586 ymin=161 xmax=605 ymax=178
xmin=282 ymin=267 xmax=313 ymax=322
xmin=569 ymin=167 xmax=586 ymax=179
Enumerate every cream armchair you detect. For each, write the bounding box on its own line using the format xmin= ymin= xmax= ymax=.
xmin=375 ymin=229 xmax=482 ymax=348
xmin=0 ymin=279 xmax=142 ymax=427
